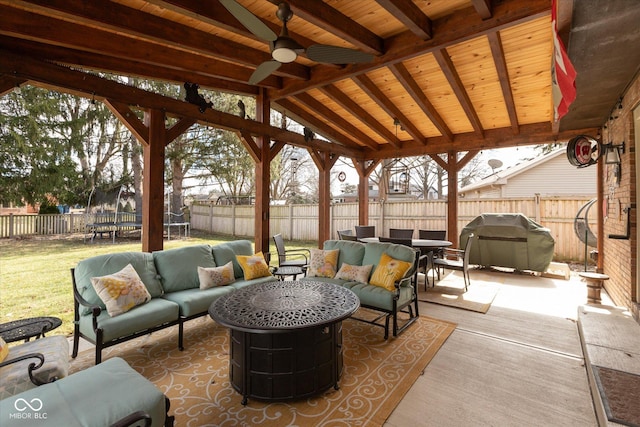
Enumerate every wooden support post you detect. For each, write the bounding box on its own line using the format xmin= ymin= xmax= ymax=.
xmin=254 ymin=89 xmax=270 ymax=254
xmin=446 ymin=151 xmax=459 ymax=248
xmin=142 ymin=109 xmax=166 ymax=252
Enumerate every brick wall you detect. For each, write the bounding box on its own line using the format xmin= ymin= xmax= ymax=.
xmin=601 ymin=73 xmax=640 ymax=321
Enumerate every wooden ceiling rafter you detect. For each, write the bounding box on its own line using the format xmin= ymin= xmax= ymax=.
xmin=487 ymin=31 xmax=520 ymax=135
xmin=319 ymin=84 xmax=401 ymax=149
xmin=11 ymin=0 xmax=310 ymax=82
xmin=388 ymin=62 xmax=453 ymax=142
xmin=0 ymin=4 xmax=283 ymax=89
xmin=352 ymin=73 xmax=427 ymax=146
xmin=432 ymin=48 xmax=484 ymax=137
xmin=271 ymin=0 xmax=385 ymax=55
xmin=270 ymin=0 xmax=550 ymax=99
xmin=373 ymin=0 xmax=432 ymax=40
xmin=470 ymin=0 xmax=493 ymax=20
xmin=273 ymin=98 xmax=366 ymax=151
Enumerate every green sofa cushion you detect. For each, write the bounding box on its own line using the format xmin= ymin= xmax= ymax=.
xmin=153 ymin=244 xmax=215 ymax=292
xmin=162 ymin=286 xmax=233 ymax=318
xmin=211 ymin=240 xmax=254 ymax=279
xmin=228 ymin=275 xmax=278 ymax=290
xmin=79 ymin=298 xmax=179 ymax=342
xmin=362 ymin=242 xmax=416 ymax=277
xmin=74 ymin=252 xmax=164 ymax=314
xmin=322 ymin=240 xmax=366 ymax=270
xmin=0 ymin=357 xmax=167 ymax=427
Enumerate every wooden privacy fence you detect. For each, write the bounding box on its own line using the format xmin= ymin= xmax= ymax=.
xmin=1 ymin=196 xmax=596 ymax=262
xmin=191 ymin=196 xmax=596 ymax=262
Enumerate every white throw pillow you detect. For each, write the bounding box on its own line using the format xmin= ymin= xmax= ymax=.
xmin=198 ymin=261 xmax=236 ymax=289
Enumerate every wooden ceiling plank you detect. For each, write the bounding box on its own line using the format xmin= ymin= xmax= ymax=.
xmin=273 ymin=99 xmax=363 ymax=152
xmin=353 ymin=74 xmax=426 ymax=145
xmin=271 ymin=0 xmax=550 ymax=99
xmin=0 ymin=75 xmax=26 ymax=97
xmin=433 ymin=48 xmax=484 ymax=137
xmin=470 ymin=0 xmax=492 ymax=19
xmin=320 ymin=84 xmax=401 ymax=148
xmin=15 ymin=0 xmax=309 ymax=81
xmin=374 ymin=0 xmax=432 ymax=40
xmin=487 ymin=31 xmax=519 ymax=134
xmin=291 ymin=94 xmax=380 ymax=150
xmin=272 ymin=0 xmax=384 ymax=55
xmin=0 ymin=49 xmax=361 ymax=160
xmin=0 ymin=5 xmax=282 ymax=88
xmin=389 ymin=62 xmax=454 ymax=142
xmin=0 ymin=35 xmax=259 ymax=96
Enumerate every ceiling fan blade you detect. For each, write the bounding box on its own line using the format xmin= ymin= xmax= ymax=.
xmin=306 ymin=45 xmax=375 ymax=64
xmin=249 ymin=60 xmax=282 ymax=85
xmin=220 ymin=0 xmax=277 ymax=42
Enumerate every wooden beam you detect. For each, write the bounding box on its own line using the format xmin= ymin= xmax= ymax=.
xmin=14 ymin=0 xmax=309 ymax=81
xmin=0 ymin=35 xmax=259 ymax=96
xmin=0 ymin=75 xmax=25 ymax=97
xmin=142 ymin=109 xmax=167 ymax=252
xmin=319 ymin=84 xmax=401 ymax=148
xmin=166 ymin=117 xmax=197 ymax=145
xmin=292 ymin=93 xmax=381 ymax=150
xmin=470 ymin=0 xmax=493 ymax=19
xmin=237 ymin=131 xmax=261 ymax=163
xmin=445 ymin=151 xmax=459 ymax=248
xmin=104 ymin=100 xmax=149 ymax=144
xmin=274 ymin=99 xmax=367 ymax=151
xmin=352 ymin=159 xmax=380 ymax=226
xmin=275 ymin=0 xmax=384 ymax=55
xmin=374 ymin=0 xmax=432 ymax=40
xmin=389 ymin=62 xmax=454 ymax=142
xmin=310 ymin=150 xmax=339 ymax=245
xmin=0 ymin=5 xmax=282 ymax=88
xmin=0 ymin=51 xmax=361 ymax=159
xmin=433 ymin=48 xmax=484 ymax=137
xmin=487 ymin=31 xmax=519 ymax=134
xmin=353 ymin=74 xmax=427 ymax=145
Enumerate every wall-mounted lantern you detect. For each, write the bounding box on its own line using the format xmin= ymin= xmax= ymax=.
xmin=602 ymin=141 xmax=625 ymax=165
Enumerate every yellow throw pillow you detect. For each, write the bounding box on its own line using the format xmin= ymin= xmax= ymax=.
xmin=335 ymin=263 xmax=373 ymax=283
xmin=237 ymin=252 xmax=272 ymax=280
xmin=198 ymin=261 xmax=236 ymax=289
xmin=90 ymin=264 xmax=152 ymax=317
xmin=307 ymin=248 xmax=339 ymax=278
xmin=370 ymin=253 xmax=412 ymax=291
xmin=0 ymin=337 xmax=9 ymax=363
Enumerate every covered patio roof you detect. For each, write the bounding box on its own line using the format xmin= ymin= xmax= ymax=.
xmin=1 ymin=0 xmax=638 ymax=251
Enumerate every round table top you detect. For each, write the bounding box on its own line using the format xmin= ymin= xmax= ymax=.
xmin=209 ymin=281 xmax=359 ymax=333
xmin=0 ymin=316 xmax=62 ymax=343
xmin=359 ymin=237 xmax=452 ymax=248
xmin=579 ymin=272 xmax=610 ymax=280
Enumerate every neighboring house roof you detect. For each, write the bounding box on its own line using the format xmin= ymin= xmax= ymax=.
xmin=459 ymin=147 xmax=597 ymax=197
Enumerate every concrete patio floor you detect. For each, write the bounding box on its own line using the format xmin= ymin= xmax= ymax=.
xmin=386 ymin=267 xmax=638 ymax=427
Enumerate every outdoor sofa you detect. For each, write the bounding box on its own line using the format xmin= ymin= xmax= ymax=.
xmin=71 ymin=240 xmax=278 ymax=364
xmin=300 ymin=240 xmax=419 ymax=339
xmin=0 ymin=357 xmax=174 ymax=426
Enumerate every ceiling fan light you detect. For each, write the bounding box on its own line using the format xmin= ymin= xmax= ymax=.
xmin=272 ymin=37 xmax=302 ymax=63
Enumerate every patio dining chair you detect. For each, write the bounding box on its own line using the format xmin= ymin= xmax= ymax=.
xmin=419 ymin=229 xmax=447 ymax=280
xmin=273 ymin=234 xmax=310 ymax=269
xmin=337 ymin=229 xmax=357 ymax=241
xmin=433 ymin=233 xmax=475 ymax=291
xmin=389 ymin=228 xmax=414 ymax=239
xmin=355 ymin=225 xmax=375 ymax=240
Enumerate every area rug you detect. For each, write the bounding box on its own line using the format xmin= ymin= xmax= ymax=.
xmin=592 ymin=366 xmax=640 ymax=427
xmin=417 ymin=270 xmax=501 ymax=313
xmin=71 ymin=312 xmax=456 ymax=427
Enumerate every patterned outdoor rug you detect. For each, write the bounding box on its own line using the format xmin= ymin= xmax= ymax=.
xmin=418 ymin=270 xmax=502 ymax=313
xmin=593 ymin=366 xmax=640 ymax=427
xmin=71 ymin=311 xmax=456 ymax=427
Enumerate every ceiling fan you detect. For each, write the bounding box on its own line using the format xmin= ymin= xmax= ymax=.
xmin=220 ymin=0 xmax=375 ymax=85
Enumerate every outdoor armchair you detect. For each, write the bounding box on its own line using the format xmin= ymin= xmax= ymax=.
xmin=273 ymin=233 xmax=310 ymax=268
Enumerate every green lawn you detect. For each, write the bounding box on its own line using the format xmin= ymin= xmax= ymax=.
xmin=0 ymin=231 xmax=316 ymax=337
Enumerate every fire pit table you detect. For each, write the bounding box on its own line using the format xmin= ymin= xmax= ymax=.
xmin=209 ymin=280 xmax=359 ymax=405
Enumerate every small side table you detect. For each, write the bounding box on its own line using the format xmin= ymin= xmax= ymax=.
xmin=0 ymin=316 xmax=62 ymax=343
xmin=579 ymin=272 xmax=609 ymax=304
xmin=273 ymin=266 xmax=305 ymax=281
